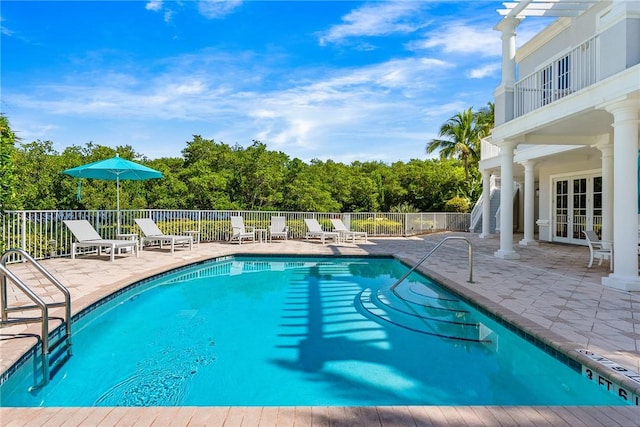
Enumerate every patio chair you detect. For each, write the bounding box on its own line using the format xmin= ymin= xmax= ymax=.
xmin=583 ymin=230 xmax=612 ymax=270
xmin=330 ymin=218 xmax=367 ymax=243
xmin=63 ymin=219 xmax=139 ymax=263
xmin=134 ymin=218 xmax=193 ymax=253
xmin=230 ymin=216 xmax=255 ymax=244
xmin=304 ymin=218 xmax=340 ymax=244
xmin=269 ymin=216 xmax=288 ymax=243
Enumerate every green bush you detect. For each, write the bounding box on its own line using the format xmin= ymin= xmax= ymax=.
xmin=444 ymin=196 xmax=469 ymax=213
xmin=355 ymin=217 xmax=403 ymax=234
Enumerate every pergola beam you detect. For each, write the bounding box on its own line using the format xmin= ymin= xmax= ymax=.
xmin=498 ymin=0 xmax=598 ymax=18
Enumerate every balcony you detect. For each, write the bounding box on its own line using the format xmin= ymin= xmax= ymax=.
xmin=514 ymin=35 xmax=598 ymax=118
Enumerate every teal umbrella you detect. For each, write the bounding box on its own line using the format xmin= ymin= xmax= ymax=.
xmin=63 ymin=154 xmax=163 ymax=233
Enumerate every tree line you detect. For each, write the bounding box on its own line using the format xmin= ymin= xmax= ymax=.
xmin=0 ymin=105 xmax=491 ymax=213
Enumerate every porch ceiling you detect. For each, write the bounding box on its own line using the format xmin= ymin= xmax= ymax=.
xmin=525 ymin=109 xmax=613 ymax=139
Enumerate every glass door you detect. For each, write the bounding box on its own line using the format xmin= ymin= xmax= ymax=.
xmin=555 ymin=180 xmax=569 ymax=239
xmin=552 ymin=175 xmax=600 ymax=244
xmin=571 ymin=178 xmax=587 ymax=240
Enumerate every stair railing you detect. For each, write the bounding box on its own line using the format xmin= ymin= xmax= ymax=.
xmin=390 ymin=236 xmax=473 ymax=294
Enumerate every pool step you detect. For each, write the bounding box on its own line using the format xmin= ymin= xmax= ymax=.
xmin=358 ymin=288 xmax=493 ymax=343
xmin=48 ymin=332 xmax=72 ymax=378
xmin=392 ymin=283 xmax=468 ymax=313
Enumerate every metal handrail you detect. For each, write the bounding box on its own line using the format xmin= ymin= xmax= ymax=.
xmin=0 ymin=248 xmax=72 ymax=389
xmin=390 ymin=237 xmax=473 ymax=293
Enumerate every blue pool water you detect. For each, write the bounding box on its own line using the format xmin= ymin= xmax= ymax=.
xmin=0 ymin=256 xmax=625 ymax=406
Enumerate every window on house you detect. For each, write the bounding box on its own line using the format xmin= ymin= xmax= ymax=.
xmin=556 ymin=55 xmax=571 ymax=98
xmin=593 ymin=176 xmax=602 ymax=236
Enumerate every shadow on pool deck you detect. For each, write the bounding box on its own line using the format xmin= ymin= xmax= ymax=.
xmin=1 ymin=232 xmax=639 ymax=425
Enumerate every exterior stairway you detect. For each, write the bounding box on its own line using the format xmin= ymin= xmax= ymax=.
xmin=469 ymin=188 xmax=501 ymax=234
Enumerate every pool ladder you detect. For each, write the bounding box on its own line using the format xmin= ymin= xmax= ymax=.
xmin=0 ymin=248 xmax=72 ymax=390
xmin=390 ymin=236 xmax=473 ymax=293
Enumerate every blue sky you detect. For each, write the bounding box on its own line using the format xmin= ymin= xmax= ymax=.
xmin=1 ymin=1 xmax=547 ymax=163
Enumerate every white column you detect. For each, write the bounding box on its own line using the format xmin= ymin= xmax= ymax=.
xmin=495 ymin=17 xmax=519 ymax=86
xmin=519 ymin=161 xmax=538 ymax=246
xmin=594 ymin=136 xmax=614 ymax=242
xmin=480 ymin=170 xmax=493 ymax=238
xmin=495 ymin=141 xmax=520 ymax=259
xmin=602 ymin=99 xmax=640 ymax=292
xmin=493 ymin=17 xmax=520 ymax=126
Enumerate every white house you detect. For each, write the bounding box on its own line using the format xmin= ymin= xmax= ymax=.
xmin=479 ymin=0 xmax=640 ymax=291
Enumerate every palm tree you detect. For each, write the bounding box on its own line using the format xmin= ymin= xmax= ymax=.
xmin=426 ymin=102 xmax=494 ymax=183
xmin=426 ymin=107 xmax=483 ymax=183
xmin=476 ymin=102 xmax=495 ymax=136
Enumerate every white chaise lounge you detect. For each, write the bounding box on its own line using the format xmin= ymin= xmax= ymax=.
xmin=64 ymin=219 xmax=139 ymax=262
xmin=135 ymin=218 xmax=193 ymax=253
xmin=304 ymin=218 xmax=340 ymax=244
xmin=330 ymin=218 xmax=367 ymax=243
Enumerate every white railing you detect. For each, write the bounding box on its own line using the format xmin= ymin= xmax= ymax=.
xmin=0 ymin=210 xmax=471 ymax=261
xmin=514 ymin=35 xmax=598 ymax=118
xmin=481 ymin=136 xmax=500 ymax=160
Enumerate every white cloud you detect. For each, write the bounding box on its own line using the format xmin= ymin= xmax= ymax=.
xmin=1 ymin=15 xmax=15 ymax=37
xmin=145 ymin=0 xmax=174 ymax=23
xmin=409 ymin=23 xmax=501 ymax=57
xmin=145 ymin=1 xmax=162 ymax=12
xmin=197 ymin=0 xmax=243 ymax=19
xmin=468 ymin=63 xmax=500 ymax=79
xmin=422 ymin=101 xmax=469 ymax=119
xmin=319 ymin=1 xmax=427 ymax=46
xmin=5 ymin=46 xmax=481 ymax=162
xmin=239 ymin=57 xmax=455 ymax=155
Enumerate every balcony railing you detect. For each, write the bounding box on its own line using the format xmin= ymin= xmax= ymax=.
xmin=514 ymin=35 xmax=598 ymax=118
xmin=0 ymin=210 xmax=471 ymax=261
xmin=480 ymin=135 xmax=500 ymax=160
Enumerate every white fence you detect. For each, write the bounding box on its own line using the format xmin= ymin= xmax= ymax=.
xmin=0 ymin=210 xmax=470 ymax=260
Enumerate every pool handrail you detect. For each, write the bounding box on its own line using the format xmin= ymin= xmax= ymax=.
xmin=0 ymin=248 xmax=72 ymax=390
xmin=390 ymin=236 xmax=473 ymax=294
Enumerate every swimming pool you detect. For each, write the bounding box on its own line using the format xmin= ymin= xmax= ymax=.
xmin=0 ymin=256 xmax=626 ymax=406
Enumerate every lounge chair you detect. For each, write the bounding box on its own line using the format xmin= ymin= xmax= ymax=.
xmin=330 ymin=218 xmax=367 ymax=243
xmin=269 ymin=216 xmax=288 ymax=242
xmin=230 ymin=216 xmax=255 ymax=244
xmin=63 ymin=219 xmax=139 ymax=262
xmin=583 ymin=230 xmax=612 ymax=270
xmin=304 ymin=218 xmax=340 ymax=244
xmin=134 ymin=218 xmax=193 ymax=253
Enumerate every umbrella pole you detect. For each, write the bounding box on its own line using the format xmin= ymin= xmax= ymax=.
xmin=116 ymin=175 xmax=120 ymax=235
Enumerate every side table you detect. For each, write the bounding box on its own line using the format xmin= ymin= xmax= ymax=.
xmin=184 ymin=230 xmax=201 ymax=245
xmin=254 ymin=228 xmax=267 ymax=243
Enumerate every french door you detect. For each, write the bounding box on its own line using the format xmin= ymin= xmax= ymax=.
xmin=553 ymin=174 xmax=602 ymax=244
